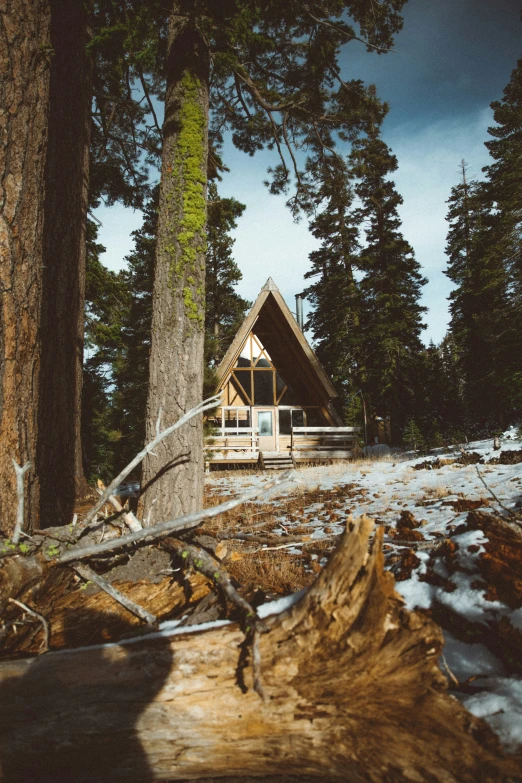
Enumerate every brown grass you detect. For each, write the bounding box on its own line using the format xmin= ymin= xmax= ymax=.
xmin=227 ymin=549 xmax=315 ymax=594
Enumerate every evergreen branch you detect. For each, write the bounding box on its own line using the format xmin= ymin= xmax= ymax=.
xmin=282 ymin=111 xmax=303 ymax=187
xmin=235 ymin=70 xmax=301 ymax=113
xmin=302 ymin=6 xmax=395 ymax=53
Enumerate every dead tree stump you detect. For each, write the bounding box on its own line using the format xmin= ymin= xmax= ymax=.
xmin=0 ymin=516 xmax=520 ymax=782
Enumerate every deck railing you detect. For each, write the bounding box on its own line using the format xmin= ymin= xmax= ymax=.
xmin=205 ymin=427 xmax=259 ymax=454
xmin=290 ymin=426 xmax=360 ymax=456
xmin=205 ymin=425 xmax=361 ymax=460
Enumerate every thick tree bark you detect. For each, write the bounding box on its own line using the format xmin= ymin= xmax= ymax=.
xmin=0 ymin=518 xmax=519 ymax=782
xmin=140 ymin=9 xmax=209 ymax=525
xmin=0 ymin=0 xmax=51 ymax=535
xmin=37 ymin=0 xmax=93 ymax=527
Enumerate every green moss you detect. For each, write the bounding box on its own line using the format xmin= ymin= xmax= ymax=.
xmin=164 ymin=70 xmax=207 ymax=328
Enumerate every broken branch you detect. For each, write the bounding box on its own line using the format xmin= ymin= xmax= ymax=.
xmin=73 ymin=563 xmax=158 ymax=629
xmin=8 ymin=598 xmax=48 ymax=652
xmin=11 ymin=460 xmax=31 ymax=545
xmin=57 ymin=471 xmax=297 ymax=564
xmin=80 ymin=393 xmax=223 ymax=529
xmin=97 ymin=480 xmax=142 ymax=532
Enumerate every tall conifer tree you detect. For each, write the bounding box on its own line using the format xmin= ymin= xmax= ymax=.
xmin=352 ymin=127 xmax=426 ymax=441
xmin=82 ymin=183 xmax=249 ymax=481
xmin=483 ymin=57 xmax=522 ymax=418
xmin=205 ymin=182 xmax=249 ymax=369
xmin=305 ymin=160 xmax=363 ymax=406
xmin=444 ymin=162 xmax=509 ymax=429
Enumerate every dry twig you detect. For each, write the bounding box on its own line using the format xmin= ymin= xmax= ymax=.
xmin=80 ymin=392 xmax=223 ymax=529
xmin=73 ymin=563 xmax=158 ymax=629
xmin=57 ymin=471 xmax=297 ymax=564
xmin=97 ymin=480 xmax=142 ymax=532
xmin=163 ymin=539 xmax=256 ymax=620
xmin=475 ymin=465 xmax=520 ymax=523
xmin=8 ymin=598 xmax=49 ymax=652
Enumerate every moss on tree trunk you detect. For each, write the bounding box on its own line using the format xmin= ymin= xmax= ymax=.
xmin=139 ymin=11 xmax=209 ymax=525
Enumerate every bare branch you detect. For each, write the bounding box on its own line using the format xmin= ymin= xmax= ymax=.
xmin=97 ymin=480 xmax=142 ymax=532
xmin=80 ymin=393 xmax=223 ymax=529
xmin=11 ymin=460 xmax=31 ymax=545
xmin=282 ymin=111 xmax=303 ymax=186
xmin=162 ymin=538 xmax=255 ymax=619
xmin=57 ymin=471 xmax=297 ymax=564
xmin=73 ymin=563 xmax=158 ymax=628
xmin=8 ymin=598 xmax=49 ymax=652
xmin=313 ymin=122 xmax=345 ymax=165
xmin=475 ymin=465 xmax=521 ymax=523
xmin=137 ymin=70 xmax=162 ymax=137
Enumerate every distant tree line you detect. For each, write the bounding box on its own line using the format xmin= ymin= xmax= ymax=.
xmin=306 ymin=53 xmax=522 ymax=449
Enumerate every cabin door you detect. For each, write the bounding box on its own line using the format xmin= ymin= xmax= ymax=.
xmin=255 ymin=408 xmax=276 ymax=452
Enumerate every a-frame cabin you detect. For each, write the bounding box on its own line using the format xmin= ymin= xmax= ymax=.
xmin=206 ymin=278 xmax=359 ymax=466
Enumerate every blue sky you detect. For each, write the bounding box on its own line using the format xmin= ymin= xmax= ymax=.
xmin=95 ymin=0 xmax=521 ymax=344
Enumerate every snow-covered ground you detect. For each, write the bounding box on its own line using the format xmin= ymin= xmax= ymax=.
xmin=207 ymin=428 xmax=522 ymax=752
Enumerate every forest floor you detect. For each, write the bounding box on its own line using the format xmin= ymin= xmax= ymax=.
xmin=2 ymin=428 xmax=521 ymax=765
xmin=204 ymin=426 xmax=522 ymax=753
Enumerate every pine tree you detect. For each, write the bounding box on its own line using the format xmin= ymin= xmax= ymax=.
xmin=402 ymin=418 xmax=424 ymax=452
xmin=483 ymin=57 xmax=522 ymax=418
xmin=305 ymin=159 xmax=363 ymax=408
xmin=205 ymin=182 xmax=250 ymax=370
xmin=82 ymin=221 xmax=129 ymax=482
xmin=444 ymin=162 xmax=509 ymax=430
xmin=414 ymin=339 xmax=463 ymax=446
xmin=351 ymin=127 xmax=427 ymax=442
xmin=0 ymin=0 xmax=51 ymax=535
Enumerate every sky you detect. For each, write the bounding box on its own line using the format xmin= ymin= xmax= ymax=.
xmin=94 ymin=0 xmax=522 ymax=345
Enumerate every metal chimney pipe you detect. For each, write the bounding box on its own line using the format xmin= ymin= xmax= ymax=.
xmin=295 ymin=294 xmax=304 ymax=330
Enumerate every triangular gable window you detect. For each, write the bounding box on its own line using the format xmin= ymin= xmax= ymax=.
xmin=229 ymin=333 xmax=288 ymax=405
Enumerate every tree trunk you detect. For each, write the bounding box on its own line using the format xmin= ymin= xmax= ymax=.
xmin=139 ymin=9 xmax=209 ymax=526
xmin=0 ymin=0 xmax=51 ymax=536
xmin=0 ymin=517 xmax=519 ymax=782
xmin=37 ymin=0 xmax=93 ymax=527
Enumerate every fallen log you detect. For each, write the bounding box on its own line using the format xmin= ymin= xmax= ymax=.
xmin=0 ymin=516 xmax=519 ymax=782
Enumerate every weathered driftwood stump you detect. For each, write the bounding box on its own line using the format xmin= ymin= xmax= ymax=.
xmin=0 ymin=517 xmax=520 ymax=782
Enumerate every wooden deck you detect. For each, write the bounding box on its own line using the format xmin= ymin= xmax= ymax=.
xmin=206 ymin=425 xmax=360 ymax=466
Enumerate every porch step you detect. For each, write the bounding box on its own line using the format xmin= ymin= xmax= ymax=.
xmin=258 ymin=452 xmax=296 ymax=470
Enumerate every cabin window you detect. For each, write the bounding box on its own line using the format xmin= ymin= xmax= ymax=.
xmin=306 ymin=408 xmax=323 ymax=427
xmin=278 ymin=410 xmax=291 ymax=435
xmin=292 ymin=409 xmax=305 ymax=428
xmin=279 ymin=408 xmax=305 ymax=434
xmin=254 ymin=371 xmax=273 ymax=405
xmin=232 ymin=370 xmax=252 ymax=402
xmin=231 ymin=333 xmax=294 ymax=405
xmin=223 ymin=408 xmax=250 ymax=429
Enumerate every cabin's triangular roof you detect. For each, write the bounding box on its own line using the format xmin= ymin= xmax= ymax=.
xmin=216 ymin=279 xmax=342 ymax=424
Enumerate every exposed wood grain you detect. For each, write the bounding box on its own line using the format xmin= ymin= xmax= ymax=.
xmin=0 ymin=516 xmax=519 ymax=782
